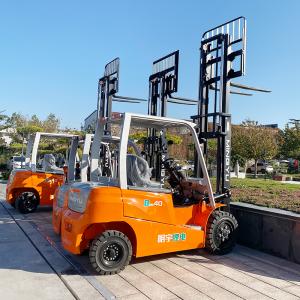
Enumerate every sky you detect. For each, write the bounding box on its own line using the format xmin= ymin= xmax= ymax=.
xmin=0 ymin=0 xmax=299 ymax=129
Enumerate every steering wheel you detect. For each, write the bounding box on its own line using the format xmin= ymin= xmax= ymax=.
xmin=162 ymin=158 xmax=175 ymax=168
xmin=162 ymin=158 xmax=186 ymax=187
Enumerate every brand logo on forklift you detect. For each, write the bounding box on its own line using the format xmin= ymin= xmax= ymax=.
xmin=225 ymin=139 xmax=230 ymax=182
xmin=157 ymin=233 xmax=186 ymax=243
xmin=144 ymin=199 xmax=163 ymax=207
xmin=44 ymin=178 xmax=55 ymax=184
xmin=104 ymin=150 xmax=109 ymax=168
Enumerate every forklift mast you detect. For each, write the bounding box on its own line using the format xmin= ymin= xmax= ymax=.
xmin=192 ymin=16 xmax=247 ymax=203
xmin=146 ymin=51 xmax=179 ymax=183
xmin=97 ymin=57 xmax=147 ymax=132
xmin=148 ymin=50 xmax=179 ymax=117
xmin=146 ymin=51 xmax=199 ymax=184
xmin=91 ymin=57 xmax=147 ymax=179
xmin=96 ymin=58 xmax=120 ymax=176
xmin=97 ymin=58 xmax=120 ymax=135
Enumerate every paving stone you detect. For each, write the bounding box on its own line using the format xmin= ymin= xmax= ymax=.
xmin=216 ymin=250 xmax=300 ymax=287
xmin=96 ymin=273 xmax=140 ymax=298
xmin=119 ymin=265 xmax=179 ymax=300
xmin=117 ymin=293 xmax=150 ymax=300
xmin=133 ymin=261 xmax=210 ymax=300
xmin=153 ymin=258 xmax=242 ymax=300
xmin=172 ymin=254 xmax=300 ymax=300
xmin=182 ymin=251 xmax=296 ymax=292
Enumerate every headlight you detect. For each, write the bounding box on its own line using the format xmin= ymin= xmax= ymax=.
xmin=68 ymin=185 xmax=91 ymax=213
xmin=57 ymin=186 xmax=69 ymax=208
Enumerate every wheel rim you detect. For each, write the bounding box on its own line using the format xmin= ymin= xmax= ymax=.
xmin=214 ymin=220 xmax=234 ymax=247
xmin=21 ymin=192 xmax=37 ymax=212
xmin=100 ymin=242 xmax=124 ymax=267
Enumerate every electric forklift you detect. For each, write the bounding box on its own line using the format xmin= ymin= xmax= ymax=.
xmin=6 ymin=132 xmax=79 ymax=213
xmin=60 ymin=111 xmax=229 ymax=275
xmin=59 ymin=17 xmax=268 ymax=275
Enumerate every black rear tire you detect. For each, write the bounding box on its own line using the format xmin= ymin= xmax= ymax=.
xmin=15 ymin=191 xmax=38 ymax=214
xmin=89 ymin=230 xmax=132 ymax=275
xmin=205 ymin=210 xmax=238 ymax=255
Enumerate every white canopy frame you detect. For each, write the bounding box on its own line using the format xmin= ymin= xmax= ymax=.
xmin=100 ymin=113 xmax=216 ymax=208
xmin=25 ymin=132 xmax=79 ymax=173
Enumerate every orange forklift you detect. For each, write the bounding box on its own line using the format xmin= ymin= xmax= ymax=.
xmin=6 ymin=132 xmax=79 ymax=213
xmin=61 ymin=111 xmax=234 ymax=275
xmin=58 ymin=17 xmax=269 ymax=275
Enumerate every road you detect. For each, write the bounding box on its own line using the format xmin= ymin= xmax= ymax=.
xmin=0 ymin=183 xmax=299 ymax=300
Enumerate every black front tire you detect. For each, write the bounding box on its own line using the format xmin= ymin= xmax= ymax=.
xmin=205 ymin=210 xmax=238 ymax=255
xmin=15 ymin=191 xmax=38 ymax=214
xmin=89 ymin=230 xmax=132 ymax=275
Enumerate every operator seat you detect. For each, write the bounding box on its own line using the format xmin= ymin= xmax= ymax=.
xmin=126 ymin=154 xmax=160 ymax=188
xmin=42 ymin=154 xmax=63 ymax=173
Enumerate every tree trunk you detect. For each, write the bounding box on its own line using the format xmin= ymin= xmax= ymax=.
xmin=254 ymin=159 xmax=258 ymax=178
xmin=234 ymin=160 xmax=240 ymax=177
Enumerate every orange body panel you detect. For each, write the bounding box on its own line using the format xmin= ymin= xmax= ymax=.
xmin=61 ymin=187 xmax=123 ymax=253
xmin=52 ymin=185 xmax=71 ymax=234
xmin=60 ymin=185 xmax=222 ymax=258
xmin=6 ymin=169 xmax=64 ymax=207
xmin=52 ymin=188 xmax=61 ymax=234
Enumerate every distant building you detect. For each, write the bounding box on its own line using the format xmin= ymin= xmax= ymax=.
xmin=83 ymin=110 xmax=97 ymax=132
xmin=0 ymin=128 xmax=15 ymax=145
xmin=83 ymin=110 xmax=124 ymax=132
xmin=261 ymin=124 xmax=278 ymax=129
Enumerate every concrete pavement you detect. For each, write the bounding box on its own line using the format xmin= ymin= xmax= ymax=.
xmin=0 ymin=198 xmax=74 ymax=299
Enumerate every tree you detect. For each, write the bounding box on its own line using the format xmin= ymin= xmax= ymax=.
xmin=206 ymin=139 xmax=218 ymax=170
xmin=16 ymin=125 xmax=44 ymax=137
xmin=232 ymin=125 xmax=249 ymax=167
xmin=129 ymin=131 xmax=182 ymax=145
xmin=6 ymin=113 xmax=61 ymax=158
xmin=1 ymin=112 xmax=76 ymax=169
xmin=0 ymin=111 xmax=9 ymax=130
xmin=0 ymin=111 xmax=10 ymax=158
xmin=8 ymin=113 xmax=60 ymax=144
xmin=232 ymin=120 xmax=279 ymax=177
xmin=29 ymin=114 xmax=42 ymax=128
xmin=43 ymin=113 xmax=60 ymax=132
xmin=279 ymin=123 xmax=300 ymax=160
xmin=17 ymin=125 xmax=44 ymax=155
xmin=0 ymin=111 xmax=9 ymax=143
xmin=9 ymin=113 xmax=27 ymax=128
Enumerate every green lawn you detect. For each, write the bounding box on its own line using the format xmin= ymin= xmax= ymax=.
xmin=292 ymin=173 xmax=300 ymax=179
xmin=230 ymin=178 xmax=300 ymax=214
